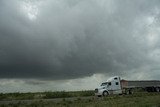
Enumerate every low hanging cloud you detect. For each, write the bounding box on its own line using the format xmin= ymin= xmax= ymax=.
xmin=0 ymin=0 xmax=160 ymax=80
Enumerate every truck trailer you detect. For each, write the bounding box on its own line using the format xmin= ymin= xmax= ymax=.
xmin=95 ymin=76 xmax=160 ymax=97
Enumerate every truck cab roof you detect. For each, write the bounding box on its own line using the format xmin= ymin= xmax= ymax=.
xmin=106 ymin=76 xmax=120 ymax=82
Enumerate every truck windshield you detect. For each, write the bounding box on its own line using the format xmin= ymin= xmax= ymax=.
xmin=101 ymin=82 xmax=108 ymax=86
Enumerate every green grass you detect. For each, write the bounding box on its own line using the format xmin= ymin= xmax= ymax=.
xmin=0 ymin=92 xmax=160 ymax=107
xmin=0 ymin=90 xmax=94 ymax=100
xmin=43 ymin=90 xmax=94 ymax=99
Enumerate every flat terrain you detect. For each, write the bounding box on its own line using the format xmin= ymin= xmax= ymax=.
xmin=0 ymin=91 xmax=160 ymax=107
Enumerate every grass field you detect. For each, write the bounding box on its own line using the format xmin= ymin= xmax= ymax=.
xmin=0 ymin=90 xmax=94 ymax=100
xmin=0 ymin=91 xmax=160 ymax=107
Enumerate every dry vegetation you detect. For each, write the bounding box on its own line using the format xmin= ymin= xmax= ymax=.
xmin=0 ymin=91 xmax=160 ymax=107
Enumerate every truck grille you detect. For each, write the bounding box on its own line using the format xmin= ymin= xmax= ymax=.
xmin=95 ymin=88 xmax=98 ymax=93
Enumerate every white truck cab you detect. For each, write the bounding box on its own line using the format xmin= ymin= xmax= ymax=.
xmin=95 ymin=76 xmax=160 ymax=96
xmin=95 ymin=76 xmax=122 ymax=96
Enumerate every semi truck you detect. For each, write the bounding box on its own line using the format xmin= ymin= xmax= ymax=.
xmin=95 ymin=76 xmax=160 ymax=96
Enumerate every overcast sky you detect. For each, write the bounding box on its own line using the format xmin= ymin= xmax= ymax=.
xmin=0 ymin=0 xmax=160 ymax=93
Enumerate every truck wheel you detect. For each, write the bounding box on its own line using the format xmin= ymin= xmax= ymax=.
xmin=103 ymin=91 xmax=109 ymax=97
xmin=156 ymin=87 xmax=160 ymax=92
xmin=125 ymin=90 xmax=129 ymax=95
xmin=129 ymin=89 xmax=133 ymax=94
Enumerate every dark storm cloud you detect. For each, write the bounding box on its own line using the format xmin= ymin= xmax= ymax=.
xmin=0 ymin=0 xmax=160 ymax=80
